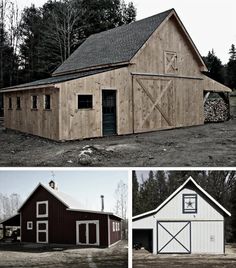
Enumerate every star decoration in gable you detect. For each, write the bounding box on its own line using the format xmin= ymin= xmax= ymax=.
xmin=185 ymin=199 xmax=194 ymax=208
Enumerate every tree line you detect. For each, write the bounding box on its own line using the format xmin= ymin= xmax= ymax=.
xmin=203 ymin=45 xmax=236 ymax=90
xmin=0 ymin=0 xmax=136 ymax=89
xmin=133 ymin=170 xmax=236 ymax=242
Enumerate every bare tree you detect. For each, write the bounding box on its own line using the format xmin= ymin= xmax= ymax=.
xmin=0 ymin=193 xmax=22 ymax=220
xmin=114 ymin=180 xmax=128 ymax=219
xmin=47 ymin=0 xmax=80 ymax=63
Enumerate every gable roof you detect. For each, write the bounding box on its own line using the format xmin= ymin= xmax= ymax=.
xmin=53 ymin=9 xmax=173 ymax=76
xmin=18 ymin=183 xmax=121 ymax=219
xmin=133 ymin=176 xmax=231 ymax=221
xmin=53 ymin=8 xmax=207 ymax=76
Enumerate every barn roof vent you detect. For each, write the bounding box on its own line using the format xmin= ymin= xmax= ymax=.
xmin=101 ymin=195 xmax=104 ymax=212
xmin=49 ymin=180 xmax=58 ymax=190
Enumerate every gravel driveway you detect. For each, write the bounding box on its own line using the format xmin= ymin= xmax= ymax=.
xmin=0 ymin=240 xmax=128 ymax=268
xmin=133 ymin=244 xmax=236 ymax=268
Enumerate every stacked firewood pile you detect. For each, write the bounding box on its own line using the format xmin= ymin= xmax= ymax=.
xmin=204 ymin=98 xmax=229 ymax=122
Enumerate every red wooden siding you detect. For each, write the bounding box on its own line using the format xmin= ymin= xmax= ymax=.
xmin=20 ymin=185 xmax=112 ymax=247
xmin=109 ymin=215 xmax=122 ymax=245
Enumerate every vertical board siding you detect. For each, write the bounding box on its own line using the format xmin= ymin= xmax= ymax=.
xmin=4 ymin=87 xmax=60 ymax=140
xmin=133 ymin=185 xmax=225 ymax=254
xmin=130 ymin=16 xmax=203 ymax=77
xmin=58 ymin=67 xmax=132 ymax=140
xmin=129 ymin=14 xmax=205 ymax=134
xmin=191 ymin=221 xmax=224 ymax=254
xmin=155 ymin=187 xmax=224 ymax=221
xmin=109 ymin=215 xmax=122 ymax=245
xmin=20 ymin=186 xmax=110 ymax=247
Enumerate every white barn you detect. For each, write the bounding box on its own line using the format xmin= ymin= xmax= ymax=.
xmin=132 ymin=177 xmax=231 ymax=254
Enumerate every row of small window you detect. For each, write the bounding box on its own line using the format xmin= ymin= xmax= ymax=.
xmin=112 ymin=221 xmax=120 ymax=232
xmin=8 ymin=95 xmax=93 ymax=110
xmin=8 ymin=95 xmax=51 ymax=110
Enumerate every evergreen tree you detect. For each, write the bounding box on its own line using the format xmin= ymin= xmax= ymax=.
xmin=132 ymin=171 xmax=140 ymax=216
xmin=155 ymin=170 xmax=168 ymax=205
xmin=226 ymin=44 xmax=236 ymax=90
xmin=203 ymin=49 xmax=225 ymax=84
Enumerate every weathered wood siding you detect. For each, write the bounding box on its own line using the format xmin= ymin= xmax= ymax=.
xmin=57 ymin=68 xmax=132 ymax=140
xmin=129 ymin=15 xmax=205 ymax=132
xmin=4 ymin=87 xmax=60 ymax=140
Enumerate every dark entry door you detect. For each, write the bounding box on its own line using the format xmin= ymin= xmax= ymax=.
xmin=102 ymin=90 xmax=117 ymax=136
xmin=79 ymin=223 xmax=87 ymax=244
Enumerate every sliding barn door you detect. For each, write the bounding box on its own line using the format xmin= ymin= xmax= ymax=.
xmin=157 ymin=221 xmax=191 ymax=254
xmin=133 ymin=76 xmax=176 ymax=133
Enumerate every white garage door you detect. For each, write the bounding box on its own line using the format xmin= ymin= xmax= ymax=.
xmin=157 ymin=221 xmax=191 ymax=253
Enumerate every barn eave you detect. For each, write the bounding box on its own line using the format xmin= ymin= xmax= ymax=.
xmin=133 ymin=176 xmax=231 ymax=221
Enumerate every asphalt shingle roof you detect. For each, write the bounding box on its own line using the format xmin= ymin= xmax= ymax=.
xmin=1 ymin=67 xmax=121 ymax=91
xmin=53 ymin=9 xmax=173 ymax=75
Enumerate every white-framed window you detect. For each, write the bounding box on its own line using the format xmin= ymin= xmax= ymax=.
xmin=116 ymin=222 xmax=118 ymax=231
xmin=36 ymin=201 xmax=48 ymax=218
xmin=37 ymin=220 xmax=48 ymax=243
xmin=113 ymin=222 xmax=115 ymax=232
xmin=27 ymin=221 xmax=33 ymax=230
xmin=117 ymin=222 xmax=120 ymax=231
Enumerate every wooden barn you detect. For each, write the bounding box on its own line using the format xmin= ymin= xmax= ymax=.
xmin=132 ymin=177 xmax=231 ymax=254
xmin=1 ymin=181 xmax=121 ymax=246
xmin=0 ymin=9 xmax=231 ymax=141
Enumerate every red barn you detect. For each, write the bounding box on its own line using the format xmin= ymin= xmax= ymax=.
xmin=1 ymin=181 xmax=121 ymax=247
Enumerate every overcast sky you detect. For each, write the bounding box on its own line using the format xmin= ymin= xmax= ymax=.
xmin=0 ymin=169 xmax=128 ymax=213
xmin=16 ymin=0 xmax=236 ymax=64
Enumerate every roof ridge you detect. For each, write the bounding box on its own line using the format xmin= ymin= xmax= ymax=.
xmin=89 ymin=8 xmax=174 ymax=38
xmin=133 ymin=176 xmax=231 ymax=220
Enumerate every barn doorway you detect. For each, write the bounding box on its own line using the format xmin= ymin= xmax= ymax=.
xmin=76 ymin=220 xmax=99 ymax=246
xmin=157 ymin=221 xmax=191 ymax=254
xmin=133 ymin=229 xmax=153 ymax=252
xmin=102 ymin=90 xmax=117 ymax=136
xmin=36 ymin=221 xmax=48 ymax=243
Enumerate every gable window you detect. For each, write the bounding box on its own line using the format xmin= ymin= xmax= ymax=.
xmin=183 ymin=194 xmax=197 ymax=213
xmin=36 ymin=201 xmax=48 ymax=218
xmin=32 ymin=95 xmax=38 ymax=109
xmin=27 ymin=221 xmax=33 ymax=230
xmin=16 ymin=97 xmax=21 ymax=110
xmin=8 ymin=97 xmax=12 ymax=109
xmin=164 ymin=51 xmax=178 ymax=74
xmin=77 ymin=95 xmax=93 ymax=109
xmin=44 ymin=95 xmax=51 ymax=110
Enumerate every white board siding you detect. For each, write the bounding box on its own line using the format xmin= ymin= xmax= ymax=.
xmin=191 ymin=221 xmax=224 ymax=254
xmin=156 ymin=188 xmax=223 ymax=221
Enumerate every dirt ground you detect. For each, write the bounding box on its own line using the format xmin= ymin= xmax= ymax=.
xmin=133 ymin=244 xmax=236 ymax=268
xmin=0 ymin=240 xmax=128 ymax=268
xmin=0 ymin=118 xmax=236 ymax=167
